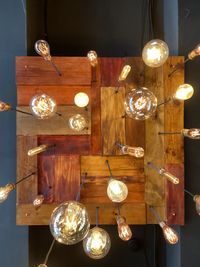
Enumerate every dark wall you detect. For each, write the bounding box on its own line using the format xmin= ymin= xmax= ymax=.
xmin=179 ymin=1 xmax=200 ymax=267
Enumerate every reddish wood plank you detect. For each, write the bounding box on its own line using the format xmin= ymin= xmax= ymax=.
xmin=17 ymin=85 xmax=91 ymax=106
xmin=38 ymin=135 xmax=91 ymax=155
xmin=16 ymin=57 xmax=91 ymax=85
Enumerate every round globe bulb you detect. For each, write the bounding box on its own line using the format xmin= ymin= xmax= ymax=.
xmin=142 ymin=39 xmax=169 ymax=67
xmin=74 ymin=92 xmax=89 ymax=108
xmin=38 ymin=264 xmax=48 ymax=267
xmin=50 ymin=201 xmax=90 ymax=245
xmin=124 ymin=87 xmax=157 ymax=120
xmin=30 ymin=94 xmax=57 ymax=119
xmin=174 ymin=84 xmax=194 ymax=100
xmin=68 ymin=114 xmax=87 ymax=131
xmin=107 ymin=178 xmax=128 ymax=202
xmin=83 ymin=227 xmax=111 ymax=259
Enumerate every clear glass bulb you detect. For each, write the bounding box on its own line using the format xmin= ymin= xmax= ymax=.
xmin=37 ymin=264 xmax=48 ymax=267
xmin=116 ymin=215 xmax=132 ymax=241
xmin=83 ymin=226 xmax=111 ymax=259
xmin=118 ymin=65 xmax=131 ymax=82
xmin=121 ymin=145 xmax=144 ymax=158
xmin=174 ymin=84 xmax=194 ymax=100
xmin=33 ymin=194 xmax=45 ymax=209
xmin=124 ymin=87 xmax=157 ymax=120
xmin=107 ymin=178 xmax=128 ymax=203
xmin=181 ymin=128 xmax=200 ymax=139
xmin=159 ymin=221 xmax=179 ymax=245
xmin=87 ymin=50 xmax=98 ymax=67
xmin=68 ymin=114 xmax=87 ymax=131
xmin=35 ymin=40 xmax=51 ymax=61
xmin=159 ymin=168 xmax=179 ymax=184
xmin=30 ymin=94 xmax=57 ymax=119
xmin=142 ymin=39 xmax=169 ymax=67
xmin=50 ymin=201 xmax=90 ymax=245
xmin=74 ymin=92 xmax=89 ymax=108
xmin=188 ymin=43 xmax=200 ymax=60
xmin=0 ymin=101 xmax=11 ymax=112
xmin=0 ymin=184 xmax=15 ymax=203
xmin=28 ymin=145 xmax=48 ymax=156
xmin=193 ymin=195 xmax=200 ymax=215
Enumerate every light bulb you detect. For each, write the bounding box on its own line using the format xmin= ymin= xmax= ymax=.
xmin=174 ymin=84 xmax=194 ymax=100
xmin=33 ymin=194 xmax=45 ymax=209
xmin=30 ymin=94 xmax=57 ymax=119
xmin=87 ymin=50 xmax=98 ymax=67
xmin=74 ymin=92 xmax=89 ymax=108
xmin=0 ymin=184 xmax=15 ymax=203
xmin=124 ymin=87 xmax=157 ymax=120
xmin=118 ymin=65 xmax=131 ymax=82
xmin=116 ymin=215 xmax=132 ymax=241
xmin=0 ymin=101 xmax=11 ymax=112
xmin=159 ymin=168 xmax=179 ymax=184
xmin=121 ymin=145 xmax=144 ymax=158
xmin=142 ymin=39 xmax=169 ymax=67
xmin=181 ymin=128 xmax=200 ymax=139
xmin=107 ymin=178 xmax=128 ymax=203
xmin=83 ymin=226 xmax=111 ymax=259
xmin=188 ymin=43 xmax=200 ymax=60
xmin=159 ymin=221 xmax=179 ymax=245
xmin=68 ymin=114 xmax=87 ymax=131
xmin=35 ymin=40 xmax=51 ymax=61
xmin=38 ymin=264 xmax=47 ymax=267
xmin=193 ymin=195 xmax=200 ymax=215
xmin=50 ymin=201 xmax=90 ymax=245
xmin=28 ymin=145 xmax=48 ymax=156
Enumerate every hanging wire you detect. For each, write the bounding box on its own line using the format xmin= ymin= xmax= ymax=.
xmin=117 ymin=204 xmax=121 ymax=216
xmin=184 ymin=189 xmax=195 ymax=198
xmin=75 ymin=172 xmax=87 ymax=202
xmin=105 ymin=160 xmax=113 ymax=178
xmin=15 ymin=172 xmax=36 ymax=186
xmin=96 ymin=207 xmax=99 ymax=227
xmin=147 ymin=162 xmax=161 ymax=173
xmin=149 ymin=206 xmax=161 ymax=222
xmin=44 ymin=238 xmax=56 ymax=265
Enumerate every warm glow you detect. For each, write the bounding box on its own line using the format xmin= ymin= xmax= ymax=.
xmin=74 ymin=92 xmax=89 ymax=108
xmin=193 ymin=195 xmax=200 ymax=215
xmin=107 ymin=178 xmax=128 ymax=202
xmin=182 ymin=128 xmax=200 ymax=139
xmin=159 ymin=169 xmax=179 ymax=184
xmin=0 ymin=184 xmax=15 ymax=203
xmin=118 ymin=65 xmax=131 ymax=81
xmin=0 ymin=101 xmax=11 ymax=112
xmin=38 ymin=264 xmax=48 ymax=267
xmin=33 ymin=195 xmax=45 ymax=209
xmin=174 ymin=84 xmax=194 ymax=100
xmin=28 ymin=145 xmax=48 ymax=156
xmin=116 ymin=216 xmax=132 ymax=241
xmin=188 ymin=43 xmax=200 ymax=60
xmin=35 ymin=40 xmax=51 ymax=61
xmin=159 ymin=221 xmax=179 ymax=245
xmin=68 ymin=114 xmax=87 ymax=131
xmin=121 ymin=145 xmax=144 ymax=158
xmin=87 ymin=50 xmax=98 ymax=67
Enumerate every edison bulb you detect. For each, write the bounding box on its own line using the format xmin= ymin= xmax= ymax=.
xmin=30 ymin=94 xmax=57 ymax=119
xmin=159 ymin=221 xmax=179 ymax=245
xmin=35 ymin=40 xmax=51 ymax=61
xmin=121 ymin=145 xmax=144 ymax=158
xmin=74 ymin=92 xmax=89 ymax=108
xmin=125 ymin=87 xmax=157 ymax=120
xmin=193 ymin=195 xmax=200 ymax=215
xmin=0 ymin=184 xmax=15 ymax=203
xmin=83 ymin=227 xmax=111 ymax=259
xmin=174 ymin=84 xmax=194 ymax=100
xmin=188 ymin=43 xmax=200 ymax=60
xmin=107 ymin=178 xmax=128 ymax=202
xmin=33 ymin=194 xmax=45 ymax=209
xmin=159 ymin=168 xmax=179 ymax=184
xmin=68 ymin=114 xmax=87 ymax=131
xmin=0 ymin=101 xmax=11 ymax=111
xmin=87 ymin=50 xmax=98 ymax=67
xmin=118 ymin=65 xmax=131 ymax=82
xmin=38 ymin=264 xmax=47 ymax=267
xmin=181 ymin=128 xmax=200 ymax=139
xmin=50 ymin=201 xmax=90 ymax=245
xmin=116 ymin=215 xmax=132 ymax=241
xmin=142 ymin=39 xmax=169 ymax=67
xmin=28 ymin=145 xmax=48 ymax=156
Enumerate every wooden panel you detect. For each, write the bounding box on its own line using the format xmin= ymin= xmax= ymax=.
xmin=17 ymin=85 xmax=91 ymax=106
xmin=16 ymin=203 xmax=146 ymax=225
xmin=101 ymin=87 xmax=126 ymax=155
xmin=146 ymin=205 xmax=165 ymax=224
xmin=17 ymin=106 xmax=91 ymax=135
xmin=17 ymin=136 xmax=38 ymax=203
xmin=16 ymin=57 xmax=91 ymax=85
xmin=38 ymin=155 xmax=80 ymax=204
xmin=38 ymin=135 xmax=91 ymax=155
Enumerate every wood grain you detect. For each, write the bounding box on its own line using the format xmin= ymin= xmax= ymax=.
xmin=16 ymin=57 xmax=91 ymax=85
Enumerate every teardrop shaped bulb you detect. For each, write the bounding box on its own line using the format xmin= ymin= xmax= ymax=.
xmin=87 ymin=50 xmax=98 ymax=67
xmin=193 ymin=195 xmax=200 ymax=215
xmin=159 ymin=221 xmax=179 ymax=245
xmin=118 ymin=65 xmax=131 ymax=81
xmin=116 ymin=215 xmax=132 ymax=241
xmin=35 ymin=40 xmax=51 ymax=61
xmin=174 ymin=84 xmax=194 ymax=100
xmin=182 ymin=128 xmax=200 ymax=139
xmin=0 ymin=183 xmax=15 ymax=203
xmin=33 ymin=194 xmax=45 ymax=209
xmin=0 ymin=101 xmax=11 ymax=111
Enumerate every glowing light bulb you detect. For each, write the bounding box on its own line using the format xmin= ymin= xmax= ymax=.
xmin=116 ymin=215 xmax=132 ymax=241
xmin=181 ymin=128 xmax=200 ymax=139
xmin=174 ymin=84 xmax=194 ymax=100
xmin=142 ymin=39 xmax=169 ymax=67
xmin=159 ymin=168 xmax=179 ymax=184
xmin=83 ymin=226 xmax=111 ymax=259
xmin=188 ymin=43 xmax=200 ymax=60
xmin=28 ymin=145 xmax=48 ymax=156
xmin=118 ymin=65 xmax=131 ymax=82
xmin=159 ymin=221 xmax=179 ymax=245
xmin=193 ymin=195 xmax=200 ymax=215
xmin=121 ymin=145 xmax=144 ymax=158
xmin=125 ymin=87 xmax=157 ymax=120
xmin=38 ymin=264 xmax=47 ymax=267
xmin=107 ymin=178 xmax=128 ymax=203
xmin=0 ymin=101 xmax=11 ymax=111
xmin=87 ymin=50 xmax=98 ymax=67
xmin=30 ymin=94 xmax=57 ymax=119
xmin=50 ymin=201 xmax=90 ymax=245
xmin=0 ymin=183 xmax=15 ymax=203
xmin=35 ymin=40 xmax=51 ymax=61
xmin=68 ymin=114 xmax=87 ymax=131
xmin=33 ymin=194 xmax=45 ymax=209
xmin=74 ymin=92 xmax=89 ymax=108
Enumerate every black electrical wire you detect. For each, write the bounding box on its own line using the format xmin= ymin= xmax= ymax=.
xmin=44 ymin=0 xmax=48 ymax=41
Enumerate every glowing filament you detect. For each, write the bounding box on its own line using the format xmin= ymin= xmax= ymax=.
xmin=0 ymin=101 xmax=11 ymax=111
xmin=107 ymin=178 xmax=128 ymax=203
xmin=121 ymin=145 xmax=144 ymax=158
xmin=118 ymin=65 xmax=131 ymax=81
xmin=116 ymin=215 xmax=132 ymax=241
xmin=33 ymin=194 xmax=44 ymax=209
xmin=0 ymin=184 xmax=15 ymax=203
xmin=181 ymin=128 xmax=200 ymax=139
xmin=174 ymin=84 xmax=194 ymax=100
xmin=188 ymin=43 xmax=200 ymax=60
xmin=35 ymin=40 xmax=51 ymax=61
xmin=28 ymin=145 xmax=48 ymax=156
xmin=159 ymin=168 xmax=179 ymax=184
xmin=68 ymin=114 xmax=87 ymax=132
xmin=87 ymin=50 xmax=98 ymax=67
xmin=159 ymin=221 xmax=179 ymax=245
xmin=74 ymin=92 xmax=89 ymax=108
